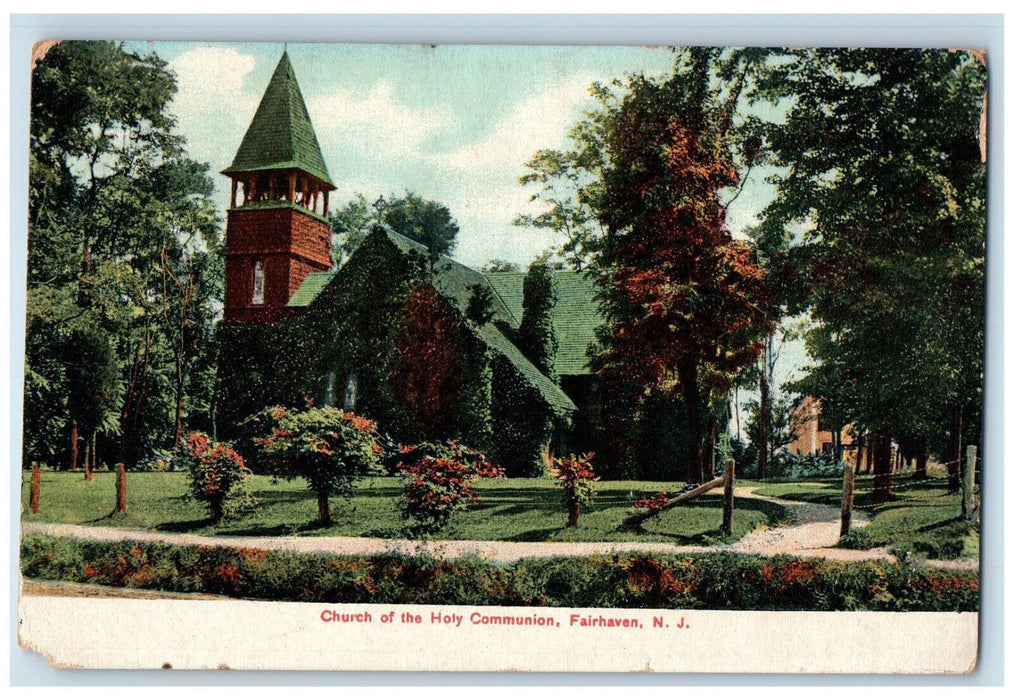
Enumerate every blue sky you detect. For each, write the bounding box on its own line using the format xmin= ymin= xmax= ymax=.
xmin=129 ymin=41 xmax=775 ymax=270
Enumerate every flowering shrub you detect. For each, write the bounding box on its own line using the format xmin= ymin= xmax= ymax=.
xmin=254 ymin=406 xmax=383 ymax=525
xmin=550 ymin=453 xmax=597 ymax=527
xmin=399 ymin=441 xmax=504 ymax=535
xmin=634 ymin=492 xmax=671 ymax=510
xmin=21 ymin=534 xmax=981 ymax=612
xmin=176 ymin=432 xmax=254 ymax=523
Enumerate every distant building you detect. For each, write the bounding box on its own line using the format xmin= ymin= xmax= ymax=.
xmin=789 ymin=396 xmax=859 ymax=465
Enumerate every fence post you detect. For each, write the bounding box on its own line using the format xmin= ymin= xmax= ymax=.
xmin=722 ymin=458 xmax=735 ymax=537
xmin=839 ymin=459 xmax=855 ymax=539
xmin=962 ymin=445 xmax=977 ymax=521
xmin=30 ymin=462 xmax=41 ymax=514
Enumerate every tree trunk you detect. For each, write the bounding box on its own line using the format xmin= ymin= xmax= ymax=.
xmin=567 ymin=498 xmax=581 ymax=528
xmin=210 ymin=498 xmax=225 ymax=524
xmin=948 ymin=408 xmax=963 ymax=492
xmin=734 ymin=386 xmax=741 ymax=443
xmin=914 ymin=444 xmax=928 ymax=480
xmin=84 ymin=434 xmax=93 ymax=481
xmin=317 ymin=488 xmax=332 ymax=525
xmin=70 ymin=420 xmax=79 ymax=472
xmin=721 ymin=459 xmax=735 ymax=537
xmin=962 ymin=445 xmax=977 ymax=521
xmin=871 ymin=430 xmax=893 ymax=505
xmin=678 ymin=358 xmax=705 ymax=484
xmin=173 ymin=367 xmax=185 ymax=449
xmin=865 ymin=437 xmax=873 ymax=473
xmin=30 ymin=462 xmax=41 ymax=514
xmin=758 ymin=355 xmax=770 ymax=480
xmin=855 ymin=433 xmax=865 ymax=476
xmin=703 ymin=415 xmax=717 ymax=482
xmin=115 ymin=462 xmax=127 ymax=513
xmin=840 ymin=460 xmax=855 ymax=539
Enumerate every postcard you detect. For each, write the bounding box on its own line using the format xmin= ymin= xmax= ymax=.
xmin=17 ymin=39 xmax=984 ymax=673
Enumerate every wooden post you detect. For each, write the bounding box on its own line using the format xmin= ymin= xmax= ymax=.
xmin=625 ymin=476 xmax=725 ymax=527
xmin=115 ymin=462 xmax=127 ymax=513
xmin=839 ymin=459 xmax=855 ymax=539
xmin=30 ymin=462 xmax=40 ymax=514
xmin=962 ymin=445 xmax=977 ymax=521
xmin=230 ymin=179 xmax=237 ymax=209
xmin=722 ymin=458 xmax=735 ymax=537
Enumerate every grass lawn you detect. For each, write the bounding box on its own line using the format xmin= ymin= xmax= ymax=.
xmin=21 ymin=471 xmax=789 ymax=545
xmin=748 ymin=474 xmax=979 ymax=560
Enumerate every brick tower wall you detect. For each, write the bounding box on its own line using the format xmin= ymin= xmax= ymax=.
xmin=224 ymin=206 xmax=333 ymax=325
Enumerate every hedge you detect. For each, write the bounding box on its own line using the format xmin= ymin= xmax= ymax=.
xmin=21 ymin=534 xmax=978 ymax=612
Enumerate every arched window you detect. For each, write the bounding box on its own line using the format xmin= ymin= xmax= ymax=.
xmin=323 ymin=371 xmax=336 ymax=407
xmin=344 ymin=369 xmax=358 ymax=412
xmin=252 ymin=260 xmax=265 ymax=305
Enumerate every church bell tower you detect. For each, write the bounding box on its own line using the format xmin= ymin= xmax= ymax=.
xmin=222 ymin=51 xmax=335 ymax=325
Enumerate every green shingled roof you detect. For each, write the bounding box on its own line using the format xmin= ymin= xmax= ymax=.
xmin=485 ymin=271 xmax=604 ymax=376
xmin=287 ymin=271 xmax=337 ymax=307
xmin=223 ymin=52 xmax=335 ymax=188
xmin=381 ymin=227 xmax=517 ymax=326
xmin=475 ymin=324 xmax=576 ymax=416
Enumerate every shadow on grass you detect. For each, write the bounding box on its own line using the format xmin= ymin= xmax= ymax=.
xmin=500 ymin=527 xmax=566 ymax=542
xmin=156 ymin=518 xmax=218 ymax=532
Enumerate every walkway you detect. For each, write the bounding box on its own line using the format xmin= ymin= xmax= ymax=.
xmin=21 ymin=486 xmax=976 ymax=571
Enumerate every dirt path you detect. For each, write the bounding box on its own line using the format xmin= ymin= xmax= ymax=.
xmin=20 ymin=487 xmax=977 ymax=571
xmin=724 ymin=486 xmax=882 ymax=558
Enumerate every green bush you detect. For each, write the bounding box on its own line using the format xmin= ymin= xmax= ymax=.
xmin=21 ymin=534 xmax=979 ymax=612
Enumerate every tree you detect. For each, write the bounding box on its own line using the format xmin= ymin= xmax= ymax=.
xmin=255 ymin=406 xmax=383 ymax=525
xmin=481 ymin=259 xmax=521 ymax=273
xmin=64 ymin=327 xmax=119 ymax=479
xmin=27 ymin=42 xmax=222 ymax=508
xmin=332 ymin=192 xmax=460 ymax=267
xmin=517 ymin=260 xmax=559 ymax=384
xmin=520 ymin=49 xmax=774 ymax=482
xmin=755 ymin=48 xmax=986 ymax=502
xmin=464 ymin=283 xmax=495 ymax=326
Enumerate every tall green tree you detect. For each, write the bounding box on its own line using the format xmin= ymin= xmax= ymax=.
xmin=517 ymin=260 xmax=559 ymax=384
xmin=331 ymin=192 xmax=460 ymax=268
xmin=27 ymin=42 xmax=222 ymax=502
xmin=754 ymin=48 xmax=986 ymax=501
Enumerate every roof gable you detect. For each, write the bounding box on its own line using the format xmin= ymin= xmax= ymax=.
xmin=223 ymin=52 xmax=335 ymax=188
xmin=485 ymin=270 xmax=604 ymax=376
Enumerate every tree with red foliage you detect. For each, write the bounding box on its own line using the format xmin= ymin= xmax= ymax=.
xmin=389 ymin=283 xmax=464 ymax=440
xmin=519 ymin=49 xmax=774 ymax=482
xmin=592 ymin=55 xmax=774 ymax=483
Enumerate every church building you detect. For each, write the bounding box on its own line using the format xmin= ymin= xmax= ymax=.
xmin=216 ymin=52 xmax=606 ymax=476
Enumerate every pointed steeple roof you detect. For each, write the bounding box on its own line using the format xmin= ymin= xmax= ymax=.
xmin=223 ymin=51 xmax=335 ymax=188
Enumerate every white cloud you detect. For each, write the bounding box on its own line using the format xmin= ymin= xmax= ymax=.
xmin=431 ymin=73 xmax=598 ymax=176
xmin=308 ymin=82 xmax=451 ymax=156
xmin=169 ymin=47 xmax=258 ymax=130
